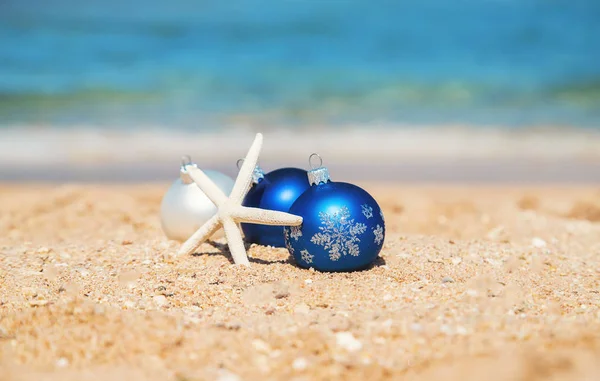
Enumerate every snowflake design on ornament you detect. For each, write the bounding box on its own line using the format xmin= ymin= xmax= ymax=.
xmin=290 ymin=225 xmax=303 ymax=241
xmin=284 ymin=228 xmax=295 ymax=255
xmin=361 ymin=204 xmax=374 ymax=219
xmin=373 ymin=224 xmax=384 ymax=245
xmin=380 ymin=209 xmax=385 ymax=222
xmin=310 ymin=206 xmax=367 ymax=261
xmin=300 ymin=249 xmax=314 ymax=264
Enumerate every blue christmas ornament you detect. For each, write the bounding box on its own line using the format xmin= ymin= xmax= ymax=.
xmin=242 ymin=166 xmax=310 ymax=247
xmin=284 ymin=155 xmax=385 ymax=272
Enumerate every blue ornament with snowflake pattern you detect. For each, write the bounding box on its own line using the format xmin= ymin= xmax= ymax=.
xmin=284 ymin=162 xmax=385 ymax=272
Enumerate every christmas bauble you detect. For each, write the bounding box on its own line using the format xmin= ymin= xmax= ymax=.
xmin=242 ymin=167 xmax=310 ymax=247
xmin=284 ymin=163 xmax=385 ymax=272
xmin=161 ymin=159 xmax=234 ymax=242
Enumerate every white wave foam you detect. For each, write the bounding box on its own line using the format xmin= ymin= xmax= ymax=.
xmin=0 ymin=124 xmax=599 ymax=167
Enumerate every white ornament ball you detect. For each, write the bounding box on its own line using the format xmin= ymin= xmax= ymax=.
xmin=160 ymin=167 xmax=234 ymax=242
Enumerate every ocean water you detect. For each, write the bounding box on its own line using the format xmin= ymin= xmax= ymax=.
xmin=1 ymin=0 xmax=599 ymax=129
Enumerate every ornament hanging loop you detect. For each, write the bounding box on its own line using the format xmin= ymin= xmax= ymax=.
xmin=236 ymin=159 xmax=244 ymax=170
xmin=307 ymin=153 xmax=330 ymax=186
xmin=309 ymin=153 xmax=323 ymax=169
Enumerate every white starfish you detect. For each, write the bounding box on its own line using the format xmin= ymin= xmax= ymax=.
xmin=177 ymin=133 xmax=303 ymax=265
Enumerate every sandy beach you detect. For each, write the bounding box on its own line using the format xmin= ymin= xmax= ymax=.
xmin=1 ymin=183 xmax=599 ymax=380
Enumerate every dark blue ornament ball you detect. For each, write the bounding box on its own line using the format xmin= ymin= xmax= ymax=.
xmin=284 ymin=182 xmax=385 ymax=272
xmin=242 ymin=167 xmax=310 ymax=247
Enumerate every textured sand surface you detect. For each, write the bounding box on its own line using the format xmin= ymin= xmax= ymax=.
xmin=1 ymin=184 xmax=600 ymax=380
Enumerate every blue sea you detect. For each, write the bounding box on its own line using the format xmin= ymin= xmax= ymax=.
xmin=1 ymin=0 xmax=599 ymax=129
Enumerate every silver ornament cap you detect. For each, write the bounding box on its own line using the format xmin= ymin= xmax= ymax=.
xmin=307 ymin=153 xmax=331 ymax=186
xmin=179 ymin=155 xmax=197 ymax=184
xmin=237 ymin=159 xmax=265 ymax=184
xmin=252 ymin=165 xmax=265 ymax=184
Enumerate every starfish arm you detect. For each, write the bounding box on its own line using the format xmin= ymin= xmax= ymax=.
xmin=187 ymin=167 xmax=228 ymax=207
xmin=229 ymin=133 xmax=263 ymax=202
xmin=177 ymin=215 xmax=221 ymax=256
xmin=222 ymin=217 xmax=250 ymax=266
xmin=233 ymin=206 xmax=303 ymax=226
